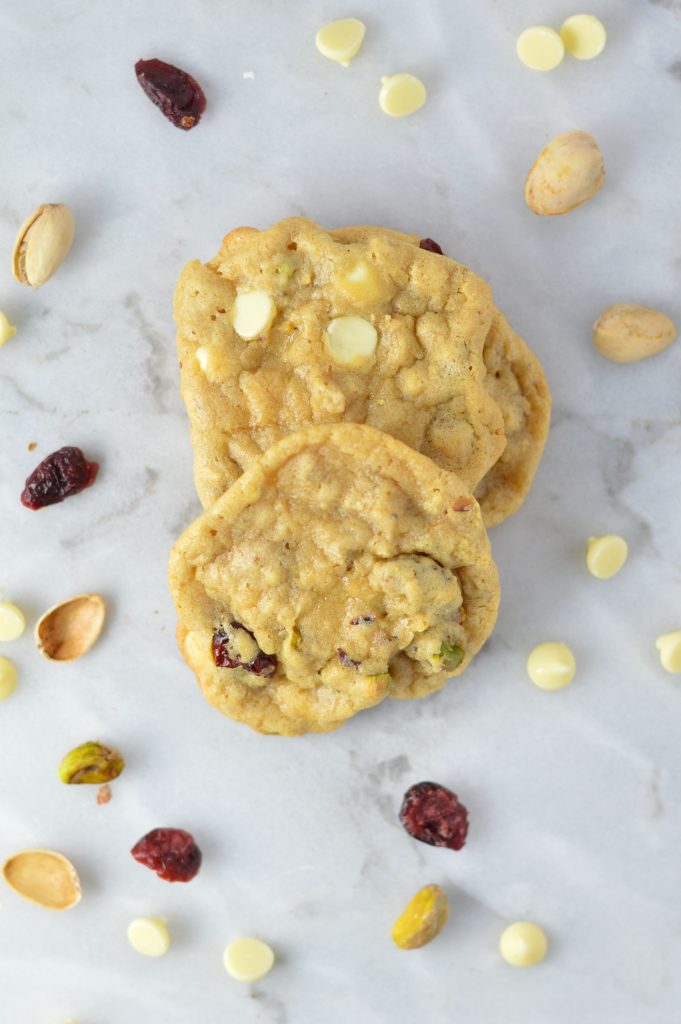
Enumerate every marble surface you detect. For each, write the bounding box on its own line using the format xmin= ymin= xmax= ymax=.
xmin=2 ymin=0 xmax=681 ymax=1021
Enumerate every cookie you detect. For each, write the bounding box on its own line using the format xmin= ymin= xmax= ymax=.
xmin=331 ymin=226 xmax=551 ymax=526
xmin=169 ymin=423 xmax=500 ymax=736
xmin=174 ymin=217 xmax=505 ymax=510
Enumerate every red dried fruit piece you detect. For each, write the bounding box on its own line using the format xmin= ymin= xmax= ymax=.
xmin=135 ymin=58 xmax=206 ymax=130
xmin=212 ymin=622 xmax=277 ymax=677
xmin=419 ymin=238 xmax=444 ymax=255
xmin=337 ymin=648 xmax=360 ymax=668
xmin=21 ymin=446 xmax=99 ymax=509
xmin=399 ymin=781 xmax=469 ymax=851
xmin=131 ymin=827 xmax=202 ymax=883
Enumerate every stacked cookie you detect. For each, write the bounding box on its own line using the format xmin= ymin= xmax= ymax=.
xmin=169 ymin=218 xmax=550 ymax=734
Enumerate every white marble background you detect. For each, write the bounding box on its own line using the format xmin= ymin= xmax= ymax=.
xmin=1 ymin=0 xmax=680 ymax=1021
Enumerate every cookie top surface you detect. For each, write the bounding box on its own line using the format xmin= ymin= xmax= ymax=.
xmin=169 ymin=423 xmax=499 ymax=735
xmin=331 ymin=226 xmax=551 ymax=526
xmin=174 ymin=217 xmax=505 ymax=509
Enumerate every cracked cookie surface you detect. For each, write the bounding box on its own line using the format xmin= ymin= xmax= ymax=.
xmin=174 ymin=217 xmax=505 ymax=510
xmin=331 ymin=226 xmax=551 ymax=526
xmin=169 ymin=423 xmax=499 ymax=735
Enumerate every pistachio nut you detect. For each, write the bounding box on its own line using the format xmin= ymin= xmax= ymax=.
xmin=12 ymin=203 xmax=75 ymax=288
xmin=58 ymin=741 xmax=125 ymax=785
xmin=35 ymin=593 xmax=105 ymax=661
xmin=2 ymin=849 xmax=81 ymax=910
xmin=391 ymin=884 xmax=450 ymax=950
xmin=525 ymin=131 xmax=605 ymax=216
xmin=593 ymin=304 xmax=677 ymax=363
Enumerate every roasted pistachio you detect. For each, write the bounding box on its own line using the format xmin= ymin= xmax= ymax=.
xmin=392 ymin=884 xmax=449 ymax=949
xmin=2 ymin=849 xmax=81 ymax=910
xmin=35 ymin=593 xmax=105 ymax=661
xmin=58 ymin=741 xmax=125 ymax=785
xmin=12 ymin=203 xmax=75 ymax=287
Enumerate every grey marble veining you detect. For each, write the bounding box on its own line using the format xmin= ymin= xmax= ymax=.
xmin=1 ymin=1 xmax=681 ymax=1022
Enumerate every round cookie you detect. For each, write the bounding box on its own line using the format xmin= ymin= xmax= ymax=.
xmin=174 ymin=217 xmax=505 ymax=510
xmin=331 ymin=226 xmax=551 ymax=526
xmin=169 ymin=423 xmax=500 ymax=736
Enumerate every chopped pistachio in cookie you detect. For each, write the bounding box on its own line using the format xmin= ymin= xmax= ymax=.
xmin=330 ymin=226 xmax=551 ymax=526
xmin=169 ymin=424 xmax=499 ymax=736
xmin=174 ymin=217 xmax=505 ymax=511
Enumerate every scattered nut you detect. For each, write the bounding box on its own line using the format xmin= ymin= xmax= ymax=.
xmin=592 ymin=304 xmax=676 ymax=363
xmin=12 ymin=203 xmax=75 ymax=288
xmin=2 ymin=849 xmax=81 ymax=910
xmin=525 ymin=131 xmax=605 ymax=216
xmin=35 ymin=594 xmax=105 ymax=662
xmin=0 ymin=311 xmax=17 ymax=346
xmin=97 ymin=783 xmax=112 ymax=805
xmin=391 ymin=884 xmax=449 ymax=950
xmin=58 ymin=741 xmax=125 ymax=784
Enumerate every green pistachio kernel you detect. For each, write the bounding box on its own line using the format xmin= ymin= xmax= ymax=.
xmin=58 ymin=741 xmax=125 ymax=785
xmin=439 ymin=642 xmax=464 ymax=669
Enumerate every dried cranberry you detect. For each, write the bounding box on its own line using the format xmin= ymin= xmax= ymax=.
xmin=131 ymin=827 xmax=202 ymax=883
xmin=135 ymin=58 xmax=206 ymax=130
xmin=212 ymin=622 xmax=277 ymax=677
xmin=399 ymin=781 xmax=469 ymax=851
xmin=337 ymin=648 xmax=360 ymax=668
xmin=419 ymin=238 xmax=444 ymax=255
xmin=21 ymin=446 xmax=99 ymax=509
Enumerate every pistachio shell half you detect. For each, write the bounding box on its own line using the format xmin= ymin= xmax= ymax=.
xmin=12 ymin=203 xmax=76 ymax=288
xmin=2 ymin=849 xmax=82 ymax=910
xmin=58 ymin=741 xmax=125 ymax=784
xmin=35 ymin=593 xmax=106 ymax=662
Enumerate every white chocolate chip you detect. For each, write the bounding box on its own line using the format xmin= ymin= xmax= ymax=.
xmin=656 ymin=632 xmax=681 ymax=674
xmin=0 ymin=601 xmax=26 ymax=642
xmin=560 ymin=15 xmax=607 ymax=60
xmin=195 ymin=346 xmax=211 ymax=372
xmin=0 ymin=312 xmax=17 ymax=347
xmin=324 ymin=316 xmax=378 ymax=368
xmin=586 ymin=535 xmax=628 ymax=579
xmin=0 ymin=657 xmax=18 ymax=701
xmin=516 ymin=26 xmax=565 ymax=71
xmin=526 ymin=642 xmax=576 ymax=690
xmin=223 ymin=937 xmax=275 ymax=981
xmin=232 ymin=291 xmax=276 ymax=340
xmin=379 ymin=74 xmax=427 ymax=117
xmin=500 ymin=922 xmax=548 ymax=967
xmin=315 ymin=18 xmax=366 ymax=66
xmin=127 ymin=917 xmax=171 ymax=957
xmin=337 ymin=260 xmax=387 ymax=304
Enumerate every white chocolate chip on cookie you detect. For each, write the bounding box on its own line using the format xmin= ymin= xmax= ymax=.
xmin=337 ymin=260 xmax=387 ymax=304
xmin=324 ymin=316 xmax=378 ymax=368
xmin=315 ymin=18 xmax=366 ymax=67
xmin=232 ymin=291 xmax=276 ymax=340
